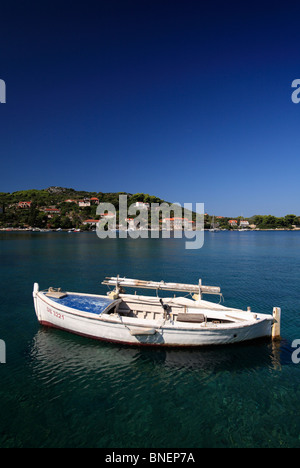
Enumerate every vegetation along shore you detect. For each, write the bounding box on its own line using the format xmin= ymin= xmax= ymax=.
xmin=0 ymin=187 xmax=299 ymax=232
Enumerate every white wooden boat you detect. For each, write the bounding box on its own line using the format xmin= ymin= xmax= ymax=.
xmin=32 ymin=277 xmax=281 ymax=347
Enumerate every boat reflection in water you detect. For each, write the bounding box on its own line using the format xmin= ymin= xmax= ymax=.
xmin=29 ymin=327 xmax=286 ymax=378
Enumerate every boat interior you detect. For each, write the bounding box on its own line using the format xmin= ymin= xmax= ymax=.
xmin=44 ymin=276 xmax=251 ymax=325
xmin=102 ymin=276 xmax=246 ymax=324
xmin=116 ymin=294 xmax=237 ymax=324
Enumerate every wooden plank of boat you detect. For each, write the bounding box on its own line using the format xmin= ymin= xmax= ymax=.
xmin=129 ymin=327 xmax=157 ymax=336
xmin=102 ymin=276 xmax=221 ymax=295
xmin=177 ymin=313 xmax=205 ymax=323
xmin=225 ymin=314 xmax=251 ymax=322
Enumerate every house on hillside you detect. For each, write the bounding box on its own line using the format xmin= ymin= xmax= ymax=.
xmin=126 ymin=218 xmax=135 ymax=230
xmin=90 ymin=197 xmax=100 ymax=205
xmin=44 ymin=208 xmax=61 ymax=218
xmin=228 ymin=220 xmax=238 ymax=227
xmin=239 ymin=220 xmax=250 ymax=228
xmin=99 ymin=212 xmax=116 ymax=219
xmin=18 ymin=201 xmax=32 ymax=209
xmin=134 ymin=201 xmax=150 ymax=209
xmin=82 ymin=219 xmax=100 ymax=226
xmin=162 ymin=217 xmax=193 ymax=230
xmin=78 ymin=199 xmax=91 ymax=208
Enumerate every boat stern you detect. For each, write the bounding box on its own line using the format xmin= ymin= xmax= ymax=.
xmin=272 ymin=307 xmax=281 ymax=340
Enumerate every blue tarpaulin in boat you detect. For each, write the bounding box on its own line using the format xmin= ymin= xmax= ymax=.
xmin=50 ymin=294 xmax=115 ymax=315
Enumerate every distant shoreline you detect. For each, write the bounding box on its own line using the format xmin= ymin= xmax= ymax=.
xmin=1 ymin=228 xmax=300 ymax=233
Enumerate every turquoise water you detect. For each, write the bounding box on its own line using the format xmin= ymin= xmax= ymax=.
xmin=0 ymin=231 xmax=300 ymax=448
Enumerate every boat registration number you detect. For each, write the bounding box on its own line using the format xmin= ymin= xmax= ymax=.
xmin=47 ymin=307 xmax=65 ymax=320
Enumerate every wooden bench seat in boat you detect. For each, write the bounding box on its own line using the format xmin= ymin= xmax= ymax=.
xmin=177 ymin=313 xmax=205 ymax=323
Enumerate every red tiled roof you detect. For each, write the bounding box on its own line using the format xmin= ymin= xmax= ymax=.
xmin=163 ymin=217 xmax=189 ymax=221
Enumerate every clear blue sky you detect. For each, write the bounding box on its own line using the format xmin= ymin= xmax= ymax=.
xmin=0 ymin=0 xmax=300 ymax=216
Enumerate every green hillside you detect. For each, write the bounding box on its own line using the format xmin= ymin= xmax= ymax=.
xmin=0 ymin=187 xmax=167 ymax=230
xmin=0 ymin=187 xmax=299 ymax=230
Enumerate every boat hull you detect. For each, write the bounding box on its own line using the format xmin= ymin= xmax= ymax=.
xmin=33 ymin=289 xmax=274 ymax=347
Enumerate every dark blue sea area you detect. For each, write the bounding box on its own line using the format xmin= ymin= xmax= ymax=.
xmin=0 ymin=231 xmax=299 ymax=448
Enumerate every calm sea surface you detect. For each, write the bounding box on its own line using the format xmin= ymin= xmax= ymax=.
xmin=0 ymin=231 xmax=300 ymax=448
